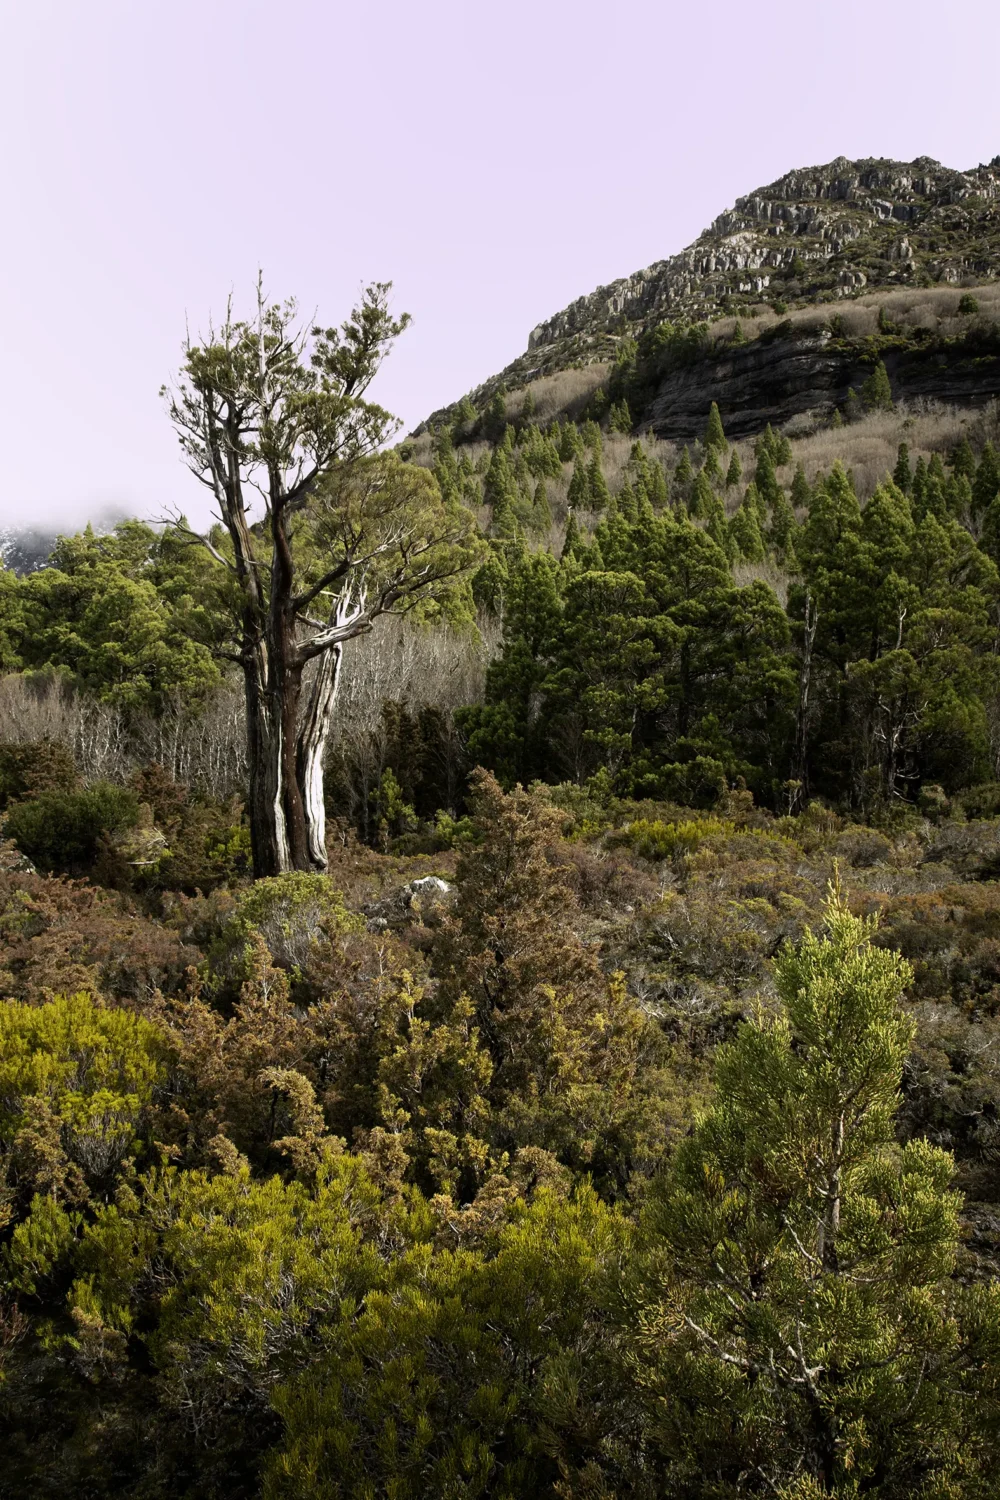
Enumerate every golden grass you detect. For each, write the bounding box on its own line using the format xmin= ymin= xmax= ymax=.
xmin=708 ymin=281 xmax=1000 ymax=352
xmin=508 ymin=364 xmax=610 ymax=424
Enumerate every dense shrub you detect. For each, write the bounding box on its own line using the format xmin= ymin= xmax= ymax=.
xmin=4 ymin=782 xmax=139 ymax=873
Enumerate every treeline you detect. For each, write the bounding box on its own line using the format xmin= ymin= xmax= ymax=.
xmin=431 ymin=400 xmax=1000 ymax=818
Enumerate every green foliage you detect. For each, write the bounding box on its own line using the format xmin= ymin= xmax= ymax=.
xmin=862 ymin=358 xmax=894 ymax=411
xmin=0 ymin=739 xmax=80 ymax=811
xmin=5 ymin=782 xmax=139 ymax=873
xmin=703 ymin=401 xmax=726 ymax=451
xmin=211 ymin=871 xmax=359 ymax=980
xmin=630 ymin=894 xmax=1000 ymax=1495
xmin=609 ymin=398 xmax=632 ymax=433
xmin=1 ymin=991 xmax=166 ymax=1223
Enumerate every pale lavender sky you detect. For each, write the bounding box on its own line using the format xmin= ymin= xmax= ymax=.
xmin=2 ymin=0 xmax=999 ymax=532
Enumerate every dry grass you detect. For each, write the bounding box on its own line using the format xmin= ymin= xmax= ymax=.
xmin=508 ymin=364 xmax=610 ymax=424
xmin=785 ymin=405 xmax=977 ymax=499
xmin=708 ymin=282 xmax=1000 ymax=352
xmin=732 ymin=558 xmax=792 ymax=607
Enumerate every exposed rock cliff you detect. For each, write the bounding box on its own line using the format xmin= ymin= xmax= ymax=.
xmin=418 ymin=155 xmax=1000 ymax=440
xmin=527 ymin=156 xmax=1000 ymax=351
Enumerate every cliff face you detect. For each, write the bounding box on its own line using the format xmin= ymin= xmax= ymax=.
xmin=417 ymin=154 xmax=1000 ymax=442
xmin=527 ymin=156 xmax=1000 ymax=351
xmin=643 ymin=326 xmax=1000 ymax=440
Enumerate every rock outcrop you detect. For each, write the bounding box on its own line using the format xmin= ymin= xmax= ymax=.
xmin=527 ymin=156 xmax=1000 ymax=353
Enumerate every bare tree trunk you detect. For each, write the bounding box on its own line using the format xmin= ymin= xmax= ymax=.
xmin=244 ymin=642 xmax=292 ymax=879
xmin=297 ymin=644 xmax=343 ymax=870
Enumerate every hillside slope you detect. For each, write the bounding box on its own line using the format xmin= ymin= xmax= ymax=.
xmin=420 ymin=155 xmax=1000 ymax=440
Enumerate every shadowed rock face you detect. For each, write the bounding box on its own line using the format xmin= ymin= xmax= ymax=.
xmin=643 ymin=329 xmax=1000 ymax=440
xmin=527 ymin=156 xmax=1000 ymax=353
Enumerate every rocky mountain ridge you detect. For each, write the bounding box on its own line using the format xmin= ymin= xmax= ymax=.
xmin=527 ymin=155 xmax=1000 ymax=350
xmin=417 ymin=155 xmax=1000 ymax=437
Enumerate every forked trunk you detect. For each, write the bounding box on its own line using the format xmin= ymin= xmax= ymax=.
xmin=244 ymin=634 xmax=347 ymax=877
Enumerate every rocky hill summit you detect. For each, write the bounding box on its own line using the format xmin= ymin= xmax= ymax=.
xmin=417 ymin=155 xmax=1000 ymax=443
xmin=528 ymin=155 xmax=1000 ymax=352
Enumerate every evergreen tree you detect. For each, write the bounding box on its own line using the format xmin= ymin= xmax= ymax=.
xmin=690 ymin=470 xmax=714 ymax=520
xmin=973 ymin=442 xmax=1000 ymax=520
xmin=702 ymin=445 xmax=722 ymax=483
xmin=725 ymin=448 xmax=743 ymax=488
xmin=558 ymin=422 xmax=584 ymax=464
xmin=484 ymin=387 xmax=508 ymax=441
xmin=531 ymin=479 xmax=552 ymax=532
xmin=631 ymin=894 xmax=1000 ymax=1496
xmin=568 ymin=456 xmax=590 ymax=509
xmin=743 ymin=480 xmax=766 ymax=527
xmin=580 ymin=419 xmax=603 ymax=458
xmin=862 ymin=359 xmax=894 ymax=412
xmin=561 ymin=510 xmax=582 ymax=560
xmin=893 ymin=441 xmax=912 ymax=493
xmin=648 ymin=458 xmax=669 ymax=508
xmin=951 ymin=435 xmax=976 ymax=480
xmin=790 ymin=462 xmax=811 ymax=511
xmin=703 ymin=401 xmax=726 ymax=452
xmin=770 ymin=487 xmax=797 ymax=559
xmin=675 ymin=446 xmax=693 ymax=488
xmin=588 ymin=453 xmax=611 ymax=512
xmin=754 ymin=445 xmax=780 ymax=512
xmin=609 ymin=399 xmax=632 ymax=434
xmin=729 ymin=489 xmax=765 ymax=562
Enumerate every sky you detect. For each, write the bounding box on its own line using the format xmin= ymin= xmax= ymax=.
xmin=1 ymin=0 xmax=999 ymax=533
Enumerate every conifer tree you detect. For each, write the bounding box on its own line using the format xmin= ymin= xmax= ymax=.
xmin=790 ymin=462 xmax=811 ymax=511
xmin=725 ymin=448 xmax=743 ymax=488
xmin=911 ymin=454 xmax=928 ymax=507
xmin=973 ymin=442 xmax=1000 ymax=520
xmin=703 ymin=401 xmax=726 ymax=452
xmin=588 ymin=453 xmax=611 ymax=512
xmin=649 ymin=458 xmax=669 ymax=509
xmin=485 ymin=387 xmax=508 ymax=441
xmin=531 ymin=479 xmax=552 ymax=532
xmin=675 ymin=446 xmax=693 ymax=488
xmin=561 ymin=510 xmax=581 ymax=560
xmin=754 ymin=446 xmax=780 ymax=512
xmin=559 ymin=422 xmax=584 ymax=463
xmin=893 ymin=441 xmax=912 ymax=494
xmin=951 ymin=435 xmax=976 ymax=480
xmin=862 ymin=359 xmax=893 ymax=412
xmin=609 ymin=399 xmax=632 ymax=434
xmin=631 ymin=894 xmax=1000 ymax=1496
xmin=568 ymin=456 xmax=590 ymax=509
xmin=690 ymin=470 xmax=714 ymax=520
xmin=743 ymin=480 xmax=766 ymax=527
xmin=729 ymin=489 xmax=765 ymax=561
xmin=702 ymin=445 xmax=722 ymax=483
xmin=580 ymin=419 xmax=603 ymax=458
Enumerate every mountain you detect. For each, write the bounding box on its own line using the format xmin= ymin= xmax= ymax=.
xmin=419 ymin=155 xmax=1000 ymax=440
xmin=0 ymin=525 xmax=59 ymax=575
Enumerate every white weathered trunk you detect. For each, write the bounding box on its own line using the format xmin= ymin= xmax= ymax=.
xmin=297 ymin=644 xmax=343 ymax=871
